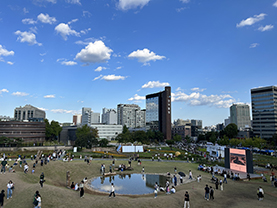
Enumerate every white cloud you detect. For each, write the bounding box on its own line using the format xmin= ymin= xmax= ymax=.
xmin=250 ymin=43 xmax=259 ymax=48
xmin=61 ymin=61 xmax=77 ymax=66
xmin=258 ymin=24 xmax=274 ymax=32
xmin=116 ymin=66 xmax=122 ymax=70
xmin=66 ymin=0 xmax=81 ymax=5
xmin=68 ymin=19 xmax=78 ymax=24
xmin=128 ymin=94 xmax=145 ymax=101
xmin=15 ymin=30 xmax=42 ymax=46
xmin=12 ymin=91 xmax=29 ymax=96
xmin=51 ymin=109 xmax=79 ymax=114
xmin=55 ymin=23 xmax=80 ymax=40
xmin=176 ymin=7 xmax=186 ymax=12
xmin=171 ymin=91 xmax=235 ymax=108
xmin=273 ymin=1 xmax=277 ymax=7
xmin=80 ymin=28 xmax=91 ymax=34
xmin=83 ymin=11 xmax=92 ymax=17
xmin=141 ymin=81 xmax=170 ymax=89
xmin=191 ymin=87 xmax=206 ymax=92
xmin=0 ymin=45 xmax=14 ymax=57
xmin=95 ymin=66 xmax=106 ymax=72
xmin=7 ymin=61 xmax=14 ymax=65
xmin=44 ymin=94 xmax=55 ymax=98
xmin=93 ymin=75 xmax=103 ymax=81
xmin=128 ymin=48 xmax=165 ymax=64
xmin=22 ymin=18 xmax=36 ymax=24
xmin=101 ymin=74 xmax=127 ymax=81
xmin=117 ymin=0 xmax=150 ymax=11
xmin=37 ymin=13 xmax=57 ymax=24
xmin=29 ymin=27 xmax=38 ymax=34
xmin=75 ymin=41 xmax=113 ymax=63
xmin=180 ymin=0 xmax=190 ymax=3
xmin=236 ymin=13 xmax=266 ymax=28
xmin=37 ymin=107 xmax=48 ymax=111
xmin=0 ymin=89 xmax=9 ymax=94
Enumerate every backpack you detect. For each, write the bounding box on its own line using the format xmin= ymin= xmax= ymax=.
xmin=33 ymin=198 xmax=38 ymax=206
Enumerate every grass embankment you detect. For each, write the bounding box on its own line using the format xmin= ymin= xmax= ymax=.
xmin=0 ymin=158 xmax=277 ymax=208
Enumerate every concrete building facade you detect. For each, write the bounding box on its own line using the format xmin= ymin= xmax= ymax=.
xmin=117 ymin=104 xmax=145 ymax=128
xmin=14 ymin=104 xmax=45 ymax=121
xmin=73 ymin=114 xmax=82 ymax=126
xmin=251 ymin=86 xmax=277 ymax=139
xmin=230 ymin=104 xmax=251 ymax=130
xmin=81 ymin=107 xmax=100 ymax=125
xmin=102 ymin=108 xmax=117 ymax=125
xmin=146 ymin=86 xmax=171 ymax=140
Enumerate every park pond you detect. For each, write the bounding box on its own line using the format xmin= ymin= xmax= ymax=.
xmin=89 ymin=173 xmax=172 ymax=195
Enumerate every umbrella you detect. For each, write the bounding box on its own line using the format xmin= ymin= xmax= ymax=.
xmin=178 ymin=172 xmax=186 ymax=177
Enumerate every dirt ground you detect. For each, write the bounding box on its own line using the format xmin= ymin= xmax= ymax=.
xmin=0 ymin=159 xmax=276 ymax=208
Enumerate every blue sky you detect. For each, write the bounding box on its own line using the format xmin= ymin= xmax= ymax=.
xmin=1 ymin=0 xmax=277 ymax=126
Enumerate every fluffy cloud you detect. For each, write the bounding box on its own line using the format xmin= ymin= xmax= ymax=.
xmin=128 ymin=48 xmax=165 ymax=64
xmin=66 ymin=0 xmax=81 ymax=5
xmin=142 ymin=81 xmax=170 ymax=89
xmin=93 ymin=75 xmax=103 ymax=81
xmin=236 ymin=13 xmax=266 ymax=28
xmin=0 ymin=45 xmax=14 ymax=57
xmin=44 ymin=94 xmax=55 ymax=98
xmin=55 ymin=23 xmax=80 ymax=40
xmin=0 ymin=89 xmax=9 ymax=94
xmin=171 ymin=91 xmax=235 ymax=108
xmin=101 ymin=74 xmax=126 ymax=81
xmin=37 ymin=13 xmax=57 ymax=24
xmin=117 ymin=0 xmax=150 ymax=10
xmin=191 ymin=87 xmax=206 ymax=92
xmin=22 ymin=18 xmax=36 ymax=24
xmin=274 ymin=1 xmax=277 ymax=7
xmin=12 ymin=91 xmax=29 ymax=96
xmin=258 ymin=25 xmax=274 ymax=32
xmin=7 ymin=61 xmax=14 ymax=65
xmin=128 ymin=94 xmax=145 ymax=101
xmin=15 ymin=30 xmax=42 ymax=46
xmin=61 ymin=61 xmax=77 ymax=66
xmin=51 ymin=109 xmax=79 ymax=114
xmin=250 ymin=43 xmax=259 ymax=48
xmin=75 ymin=41 xmax=113 ymax=63
xmin=95 ymin=66 xmax=106 ymax=72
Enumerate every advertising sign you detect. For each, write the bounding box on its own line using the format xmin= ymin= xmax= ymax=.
xmin=230 ymin=148 xmax=247 ymax=172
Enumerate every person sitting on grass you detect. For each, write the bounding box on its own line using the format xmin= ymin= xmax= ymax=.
xmin=170 ymin=186 xmax=176 ymax=194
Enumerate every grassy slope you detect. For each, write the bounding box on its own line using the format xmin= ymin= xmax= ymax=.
xmin=0 ymin=159 xmax=276 ymax=208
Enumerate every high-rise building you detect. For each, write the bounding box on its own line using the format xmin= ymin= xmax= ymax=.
xmin=191 ymin=119 xmax=202 ymax=137
xmin=73 ymin=114 xmax=82 ymax=125
xmin=146 ymin=86 xmax=171 ymax=140
xmin=251 ymin=86 xmax=277 ymax=139
xmin=230 ymin=104 xmax=251 ymax=130
xmin=81 ymin=107 xmax=100 ymax=125
xmin=14 ymin=104 xmax=45 ymax=121
xmin=102 ymin=108 xmax=117 ymax=125
xmin=117 ymin=104 xmax=145 ymax=128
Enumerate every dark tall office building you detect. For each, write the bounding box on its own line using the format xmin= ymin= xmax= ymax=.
xmin=146 ymin=86 xmax=171 ymax=140
xmin=251 ymin=86 xmax=277 ymax=139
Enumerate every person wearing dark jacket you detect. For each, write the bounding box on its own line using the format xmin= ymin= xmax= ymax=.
xmin=0 ymin=190 xmax=5 ymax=208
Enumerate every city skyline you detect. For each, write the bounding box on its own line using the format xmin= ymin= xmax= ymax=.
xmin=1 ymin=0 xmax=277 ymax=126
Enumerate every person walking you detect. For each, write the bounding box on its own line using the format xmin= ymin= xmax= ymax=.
xmin=184 ymin=191 xmax=190 ymax=208
xmin=258 ymin=186 xmax=264 ymax=201
xmin=220 ymin=179 xmax=223 ymax=191
xmin=223 ymin=173 xmax=227 ymax=184
xmin=180 ymin=175 xmax=183 ymax=184
xmin=0 ymin=190 xmax=5 ymax=208
xmin=204 ymin=184 xmax=209 ymax=200
xmin=39 ymin=173 xmax=44 ymax=188
xmin=7 ymin=180 xmax=13 ymax=199
xmin=215 ymin=179 xmax=219 ymax=190
xmin=34 ymin=193 xmax=41 ymax=208
xmin=79 ymin=181 xmax=84 ymax=198
xmin=189 ymin=170 xmax=193 ymax=180
xmin=173 ymin=175 xmax=177 ymax=186
xmin=109 ymin=183 xmax=115 ymax=198
xmin=210 ymin=186 xmax=214 ymax=200
xmin=1 ymin=159 xmax=7 ymax=174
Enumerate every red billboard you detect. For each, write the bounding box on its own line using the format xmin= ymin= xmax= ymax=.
xmin=230 ymin=148 xmax=247 ymax=173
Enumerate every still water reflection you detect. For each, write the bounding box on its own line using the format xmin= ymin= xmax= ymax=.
xmin=89 ymin=174 xmax=171 ymax=195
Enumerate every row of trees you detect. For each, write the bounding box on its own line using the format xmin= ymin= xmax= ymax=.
xmin=116 ymin=126 xmax=164 ymax=144
xmin=0 ymin=136 xmax=23 ymax=147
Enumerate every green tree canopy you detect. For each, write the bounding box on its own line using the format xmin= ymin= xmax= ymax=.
xmin=75 ymin=125 xmax=98 ymax=149
xmin=224 ymin=123 xmax=238 ymax=139
xmin=44 ymin=119 xmax=62 ymax=141
xmin=99 ymin=138 xmax=109 ymax=147
xmin=173 ymin=134 xmax=182 ymax=142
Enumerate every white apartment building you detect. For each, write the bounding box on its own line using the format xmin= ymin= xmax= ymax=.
xmin=117 ymin=104 xmax=146 ymax=128
xmin=90 ymin=124 xmax=123 ymax=140
xmin=81 ymin=107 xmax=100 ymax=125
xmin=102 ymin=108 xmax=117 ymax=124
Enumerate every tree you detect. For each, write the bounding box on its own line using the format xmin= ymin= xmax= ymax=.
xmin=229 ymin=138 xmax=240 ymax=147
xmin=99 ymin=138 xmax=109 ymax=147
xmin=217 ymin=135 xmax=229 ymax=146
xmin=209 ymin=132 xmax=217 ymax=144
xmin=75 ymin=125 xmax=98 ymax=149
xmin=122 ymin=125 xmax=129 ymax=134
xmin=224 ymin=123 xmax=238 ymax=139
xmin=133 ymin=130 xmax=148 ymax=144
xmin=173 ymin=134 xmax=182 ymax=142
xmin=146 ymin=130 xmax=155 ymax=143
xmin=44 ymin=119 xmax=62 ymax=141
